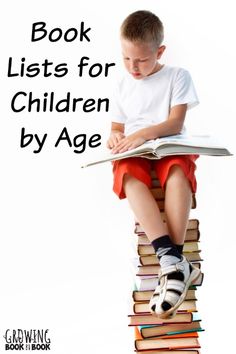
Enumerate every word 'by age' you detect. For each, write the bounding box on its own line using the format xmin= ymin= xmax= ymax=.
xmin=20 ymin=127 xmax=101 ymax=154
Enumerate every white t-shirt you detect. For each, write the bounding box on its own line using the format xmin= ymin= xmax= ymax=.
xmin=110 ymin=65 xmax=199 ymax=135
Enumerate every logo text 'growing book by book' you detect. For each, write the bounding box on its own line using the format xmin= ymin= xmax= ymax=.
xmin=2 ymin=329 xmax=51 ymax=351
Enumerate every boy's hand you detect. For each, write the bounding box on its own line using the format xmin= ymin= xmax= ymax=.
xmin=106 ymin=131 xmax=125 ymax=149
xmin=111 ymin=131 xmax=146 ymax=154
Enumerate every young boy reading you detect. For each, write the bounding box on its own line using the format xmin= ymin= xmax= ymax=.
xmin=107 ymin=10 xmax=201 ymax=319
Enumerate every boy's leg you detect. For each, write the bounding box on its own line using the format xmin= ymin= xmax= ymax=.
xmin=123 ymin=174 xmax=168 ymax=241
xmin=115 ymin=158 xmax=200 ymax=318
xmin=123 ymin=174 xmax=188 ymax=316
xmin=148 ymin=158 xmax=201 ymax=318
xmin=123 ymin=174 xmax=184 ymax=260
xmin=164 ymin=165 xmax=193 ymax=247
xmin=123 ymin=173 xmax=184 ymax=252
xmin=113 ymin=158 xmax=170 ymax=240
xmin=123 ymin=173 xmax=184 ymax=268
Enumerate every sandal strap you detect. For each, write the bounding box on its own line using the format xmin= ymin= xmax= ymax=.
xmin=160 ymin=262 xmax=186 ymax=277
xmin=166 ymin=279 xmax=185 ymax=292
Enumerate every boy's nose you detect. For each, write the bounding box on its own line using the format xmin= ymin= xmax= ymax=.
xmin=131 ymin=61 xmax=139 ymax=71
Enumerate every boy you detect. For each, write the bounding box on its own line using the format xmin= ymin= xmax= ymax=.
xmin=107 ymin=10 xmax=201 ymax=319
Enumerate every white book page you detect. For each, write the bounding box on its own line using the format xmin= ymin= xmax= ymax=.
xmin=152 ymin=134 xmax=227 ymax=149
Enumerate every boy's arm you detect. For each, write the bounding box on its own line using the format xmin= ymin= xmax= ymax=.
xmin=106 ymin=122 xmax=125 ymax=149
xmin=112 ymin=104 xmax=187 ymax=153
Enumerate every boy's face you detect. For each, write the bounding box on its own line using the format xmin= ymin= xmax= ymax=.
xmin=121 ymin=38 xmax=165 ymax=80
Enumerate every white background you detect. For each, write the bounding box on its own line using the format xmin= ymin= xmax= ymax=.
xmin=1 ymin=0 xmax=236 ymax=353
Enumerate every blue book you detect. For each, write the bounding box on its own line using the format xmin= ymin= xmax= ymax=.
xmin=138 ymin=313 xmax=204 ymax=339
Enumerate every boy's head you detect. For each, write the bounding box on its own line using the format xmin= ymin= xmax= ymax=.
xmin=120 ymin=10 xmax=166 ymax=79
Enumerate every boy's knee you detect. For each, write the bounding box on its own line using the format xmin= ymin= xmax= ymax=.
xmin=166 ymin=165 xmax=187 ymax=186
xmin=123 ymin=173 xmax=138 ymax=185
xmin=123 ymin=173 xmax=146 ymax=189
xmin=123 ymin=174 xmax=137 ymax=193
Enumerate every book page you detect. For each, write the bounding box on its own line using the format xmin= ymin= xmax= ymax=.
xmin=153 ymin=134 xmax=228 ymax=149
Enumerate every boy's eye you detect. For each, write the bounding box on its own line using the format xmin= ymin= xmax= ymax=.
xmin=123 ymin=57 xmax=148 ymax=62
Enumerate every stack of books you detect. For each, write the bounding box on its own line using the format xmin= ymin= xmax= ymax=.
xmin=128 ymin=172 xmax=204 ymax=353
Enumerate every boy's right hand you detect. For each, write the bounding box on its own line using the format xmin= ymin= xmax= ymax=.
xmin=106 ymin=131 xmax=125 ymax=149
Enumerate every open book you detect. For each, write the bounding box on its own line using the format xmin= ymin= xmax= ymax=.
xmin=81 ymin=134 xmax=232 ymax=168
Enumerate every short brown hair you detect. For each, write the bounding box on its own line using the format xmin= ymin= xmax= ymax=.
xmin=120 ymin=10 xmax=164 ymax=49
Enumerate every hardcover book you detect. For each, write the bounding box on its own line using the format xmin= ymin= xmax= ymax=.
xmin=82 ymin=134 xmax=232 ymax=167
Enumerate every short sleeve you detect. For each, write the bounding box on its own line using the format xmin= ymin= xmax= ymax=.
xmin=109 ymin=80 xmax=127 ymax=123
xmin=171 ymin=69 xmax=199 ymax=110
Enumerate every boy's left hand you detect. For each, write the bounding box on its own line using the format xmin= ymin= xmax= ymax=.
xmin=111 ymin=131 xmax=146 ymax=153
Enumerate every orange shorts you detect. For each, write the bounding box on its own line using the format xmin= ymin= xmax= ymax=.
xmin=112 ymin=155 xmax=199 ymax=199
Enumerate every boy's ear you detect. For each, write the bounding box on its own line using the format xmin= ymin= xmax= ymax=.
xmin=157 ymin=45 xmax=166 ymax=59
